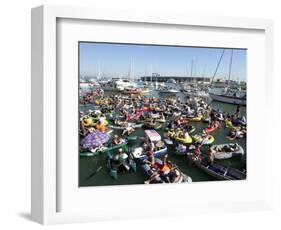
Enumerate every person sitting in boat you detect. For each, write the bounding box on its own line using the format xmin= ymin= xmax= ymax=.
xmin=184 ymin=130 xmax=191 ymax=139
xmin=216 ymin=112 xmax=224 ymax=121
xmin=191 ymin=144 xmax=201 ymax=161
xmin=112 ymin=135 xmax=125 ymax=145
xmin=177 ymin=143 xmax=187 ymax=153
xmin=95 ymin=121 xmax=107 ymax=133
xmin=112 ymin=148 xmax=130 ymax=172
xmin=155 ymin=140 xmax=164 ymax=151
xmin=227 ymin=128 xmax=238 ymax=140
xmin=159 ymin=112 xmax=165 ymax=122
xmin=99 ymin=114 xmax=106 ymax=125
xmin=89 ymin=143 xmax=106 ymax=153
xmin=159 ymin=155 xmax=177 ymax=183
xmin=207 ymin=145 xmax=215 ymax=165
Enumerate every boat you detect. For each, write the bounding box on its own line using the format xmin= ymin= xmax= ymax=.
xmin=210 ymin=143 xmax=244 ymax=159
xmin=80 ymin=139 xmax=129 ymax=157
xmin=101 ymin=78 xmax=137 ymax=92
xmin=158 ymin=88 xmax=179 ymax=95
xmin=193 ymin=155 xmax=246 ymax=180
xmin=209 ymin=49 xmax=247 ymax=105
xmin=192 ymin=134 xmax=215 ymax=145
xmin=174 ymin=136 xmax=193 ymax=144
xmin=163 ymin=138 xmax=173 ymax=145
xmin=108 ymin=123 xmax=143 ymax=130
xmin=141 ymin=158 xmax=192 ymax=184
xmin=106 ymin=150 xmax=137 ymax=180
xmin=209 ymin=92 xmax=246 ymax=105
xmin=131 ymin=130 xmax=167 ymax=160
xmin=204 ymin=124 xmax=219 ymax=134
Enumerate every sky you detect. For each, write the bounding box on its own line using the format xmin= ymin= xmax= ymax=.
xmin=79 ymin=42 xmax=247 ymax=81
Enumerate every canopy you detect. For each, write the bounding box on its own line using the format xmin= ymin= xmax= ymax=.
xmin=145 ymin=130 xmax=161 ymax=142
xmin=80 ymin=131 xmax=110 ymax=149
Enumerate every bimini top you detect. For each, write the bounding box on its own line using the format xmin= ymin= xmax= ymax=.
xmin=145 ymin=130 xmax=161 ymax=142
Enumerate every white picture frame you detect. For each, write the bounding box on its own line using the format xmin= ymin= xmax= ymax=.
xmin=31 ymin=5 xmax=274 ymax=225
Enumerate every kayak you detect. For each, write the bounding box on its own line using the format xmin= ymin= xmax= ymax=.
xmin=211 ymin=143 xmax=244 ymax=159
xmin=192 ymin=134 xmax=215 ymax=145
xmin=193 ymin=155 xmax=246 ymax=180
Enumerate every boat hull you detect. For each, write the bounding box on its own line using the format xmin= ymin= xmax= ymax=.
xmin=209 ymin=93 xmax=246 ymax=105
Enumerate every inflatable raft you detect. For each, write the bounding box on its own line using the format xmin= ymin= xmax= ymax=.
xmin=189 ymin=115 xmax=203 ymax=122
xmin=211 ymin=143 xmax=244 ymax=159
xmin=192 ymin=134 xmax=215 ymax=145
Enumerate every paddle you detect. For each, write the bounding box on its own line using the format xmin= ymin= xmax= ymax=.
xmin=86 ymin=166 xmax=103 ymax=180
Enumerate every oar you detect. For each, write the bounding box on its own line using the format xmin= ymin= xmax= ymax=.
xmin=86 ymin=166 xmax=103 ymax=180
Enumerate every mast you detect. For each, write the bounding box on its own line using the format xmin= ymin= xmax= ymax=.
xmin=150 ymin=65 xmax=153 ymax=83
xmin=190 ymin=59 xmax=194 ymax=78
xmin=227 ymin=49 xmax=234 ymax=88
xmin=97 ymin=61 xmax=101 ymax=80
xmin=210 ymin=49 xmax=225 ymax=86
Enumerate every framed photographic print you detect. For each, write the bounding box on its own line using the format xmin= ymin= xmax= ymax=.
xmin=31 ymin=5 xmax=274 ymax=224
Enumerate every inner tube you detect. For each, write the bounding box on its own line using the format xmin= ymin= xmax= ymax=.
xmin=193 ymin=135 xmax=215 ymax=145
xmin=204 ymin=125 xmax=218 ymax=134
xmin=175 ymin=136 xmax=193 ymax=144
xmin=189 ymin=115 xmax=203 ymax=122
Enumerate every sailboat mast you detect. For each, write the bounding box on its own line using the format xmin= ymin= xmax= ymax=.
xmin=227 ymin=49 xmax=234 ymax=88
xmin=211 ymin=49 xmax=225 ymax=86
xmin=150 ymin=65 xmax=153 ymax=83
xmin=190 ymin=59 xmax=194 ymax=77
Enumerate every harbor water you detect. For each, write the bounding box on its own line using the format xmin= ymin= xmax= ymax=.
xmin=79 ymin=88 xmax=246 ymax=187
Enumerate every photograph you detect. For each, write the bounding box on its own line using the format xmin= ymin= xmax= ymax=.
xmin=78 ymin=42 xmax=247 ymax=187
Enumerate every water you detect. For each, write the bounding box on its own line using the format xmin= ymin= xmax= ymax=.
xmin=79 ymin=88 xmax=246 ymax=187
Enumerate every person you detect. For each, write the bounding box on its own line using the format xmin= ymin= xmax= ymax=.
xmin=184 ymin=130 xmax=190 ymax=139
xmin=207 ymin=145 xmax=215 ymax=165
xmin=227 ymin=128 xmax=237 ymax=140
xmin=191 ymin=144 xmax=201 ymax=161
xmin=122 ymin=124 xmax=135 ymax=136
xmin=159 ymin=155 xmax=173 ymax=183
xmin=235 ymin=105 xmax=240 ymax=118
xmin=99 ymin=114 xmax=106 ymax=125
xmin=113 ymin=148 xmax=130 ymax=172
xmin=95 ymin=121 xmax=106 ymax=132
xmin=177 ymin=143 xmax=187 ymax=153
xmin=112 ymin=135 xmax=124 ymax=145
